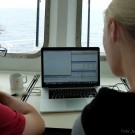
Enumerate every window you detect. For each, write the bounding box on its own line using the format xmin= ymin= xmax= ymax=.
xmin=81 ymin=0 xmax=112 ymax=53
xmin=0 ymin=0 xmax=45 ymax=53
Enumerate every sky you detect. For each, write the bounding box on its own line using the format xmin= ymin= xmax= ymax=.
xmin=0 ymin=0 xmax=45 ymax=8
xmin=0 ymin=0 xmax=112 ymax=9
xmin=83 ymin=0 xmax=112 ymax=10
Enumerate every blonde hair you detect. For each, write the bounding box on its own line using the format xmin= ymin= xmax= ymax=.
xmin=104 ymin=0 xmax=135 ymax=37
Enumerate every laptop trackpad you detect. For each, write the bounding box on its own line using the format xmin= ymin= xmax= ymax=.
xmin=65 ymin=99 xmax=87 ymax=109
xmin=40 ymin=98 xmax=87 ymax=112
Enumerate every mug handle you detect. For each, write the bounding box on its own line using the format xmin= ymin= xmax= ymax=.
xmin=23 ymin=75 xmax=27 ymax=83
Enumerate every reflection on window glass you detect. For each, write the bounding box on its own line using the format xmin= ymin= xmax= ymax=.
xmin=0 ymin=0 xmax=45 ymax=53
xmin=81 ymin=0 xmax=111 ymax=52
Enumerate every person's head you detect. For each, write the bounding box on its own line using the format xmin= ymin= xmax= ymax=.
xmin=103 ymin=0 xmax=135 ymax=77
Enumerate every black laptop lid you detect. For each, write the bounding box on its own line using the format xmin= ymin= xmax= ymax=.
xmin=41 ymin=47 xmax=100 ymax=88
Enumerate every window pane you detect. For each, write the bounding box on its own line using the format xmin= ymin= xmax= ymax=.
xmin=81 ymin=0 xmax=111 ymax=53
xmin=0 ymin=0 xmax=45 ymax=53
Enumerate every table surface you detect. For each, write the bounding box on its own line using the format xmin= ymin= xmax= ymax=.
xmin=0 ymin=70 xmax=127 ymax=128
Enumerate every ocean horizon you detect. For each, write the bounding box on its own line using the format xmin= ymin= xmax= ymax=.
xmin=0 ymin=8 xmax=104 ymax=53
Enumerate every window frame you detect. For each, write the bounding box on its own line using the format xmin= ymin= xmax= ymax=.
xmin=3 ymin=0 xmax=106 ymax=60
xmin=80 ymin=0 xmax=106 ymax=60
xmin=44 ymin=0 xmax=106 ymax=60
xmin=44 ymin=0 xmax=82 ymax=48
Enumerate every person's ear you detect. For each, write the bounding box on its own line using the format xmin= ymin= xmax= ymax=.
xmin=108 ymin=19 xmax=119 ymax=42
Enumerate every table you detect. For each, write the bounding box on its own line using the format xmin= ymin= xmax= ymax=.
xmin=0 ymin=70 xmax=127 ymax=128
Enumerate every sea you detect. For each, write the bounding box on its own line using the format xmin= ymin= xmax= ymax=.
xmin=0 ymin=8 xmax=104 ymax=53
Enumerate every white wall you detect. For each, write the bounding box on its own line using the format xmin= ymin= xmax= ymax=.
xmin=0 ymin=56 xmax=113 ymax=78
xmin=0 ymin=57 xmax=41 ymax=72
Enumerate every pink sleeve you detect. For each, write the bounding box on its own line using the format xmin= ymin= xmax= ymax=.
xmin=0 ymin=103 xmax=26 ymax=135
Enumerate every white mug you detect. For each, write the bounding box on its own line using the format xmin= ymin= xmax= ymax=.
xmin=10 ymin=73 xmax=27 ymax=90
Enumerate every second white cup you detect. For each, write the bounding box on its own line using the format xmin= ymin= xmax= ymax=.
xmin=10 ymin=73 xmax=27 ymax=90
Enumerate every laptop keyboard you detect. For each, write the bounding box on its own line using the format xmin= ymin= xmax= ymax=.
xmin=49 ymin=88 xmax=97 ymax=99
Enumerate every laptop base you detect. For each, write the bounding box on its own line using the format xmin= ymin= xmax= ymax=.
xmin=39 ymin=88 xmax=95 ymax=113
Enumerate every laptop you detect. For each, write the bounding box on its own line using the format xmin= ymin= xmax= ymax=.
xmin=40 ymin=47 xmax=100 ymax=113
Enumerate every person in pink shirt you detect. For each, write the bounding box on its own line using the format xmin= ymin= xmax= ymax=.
xmin=0 ymin=91 xmax=45 ymax=135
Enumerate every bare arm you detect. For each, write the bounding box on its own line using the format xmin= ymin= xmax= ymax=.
xmin=0 ymin=91 xmax=45 ymax=135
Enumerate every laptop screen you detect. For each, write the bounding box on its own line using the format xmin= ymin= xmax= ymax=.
xmin=41 ymin=47 xmax=100 ymax=87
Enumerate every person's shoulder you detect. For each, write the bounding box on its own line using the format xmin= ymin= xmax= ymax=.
xmin=97 ymin=86 xmax=123 ymax=96
xmin=98 ymin=86 xmax=117 ymax=93
xmin=83 ymin=87 xmax=121 ymax=110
